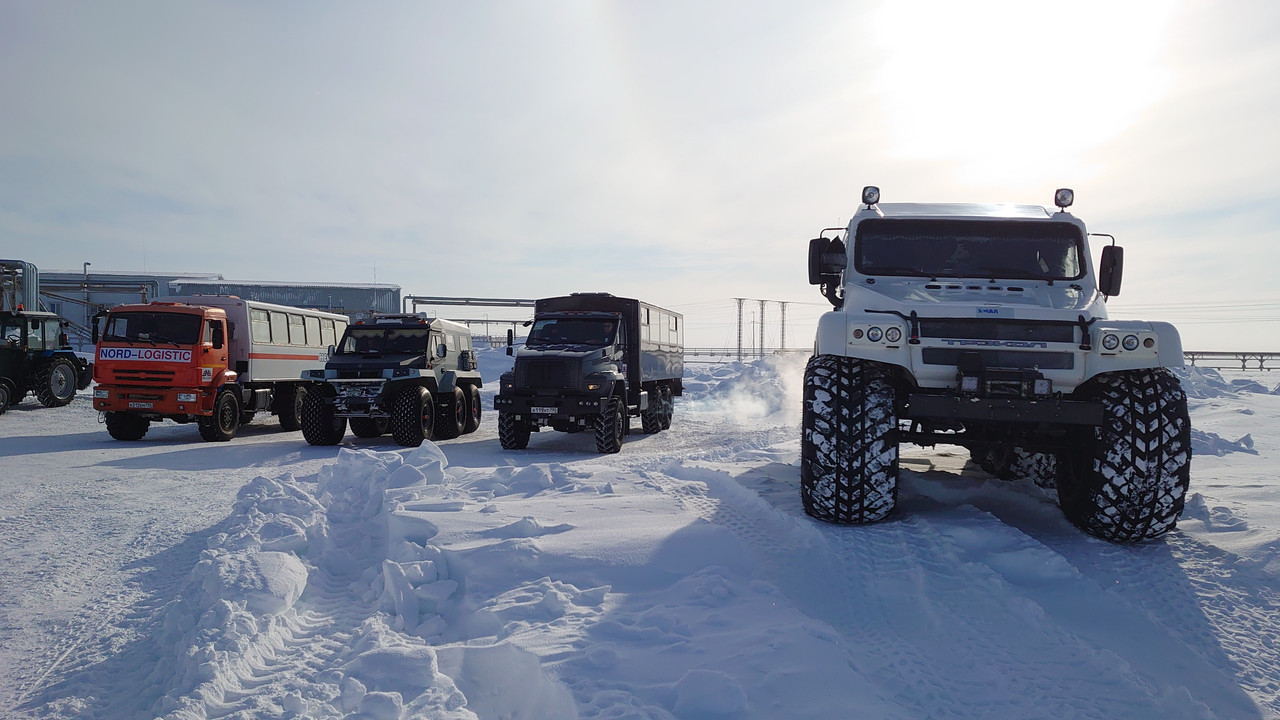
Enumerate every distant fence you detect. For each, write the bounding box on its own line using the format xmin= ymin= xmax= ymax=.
xmin=1183 ymin=352 xmax=1280 ymax=371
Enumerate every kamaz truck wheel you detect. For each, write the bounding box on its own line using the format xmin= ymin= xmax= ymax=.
xmin=801 ymin=355 xmax=899 ymax=524
xmin=391 ymin=386 xmax=434 ymax=447
xmin=595 ymin=396 xmax=624 ymax=454
xmin=105 ymin=411 xmax=149 ymax=441
xmin=498 ymin=411 xmax=530 ymax=449
xmin=300 ymin=389 xmax=346 ymax=445
xmin=1056 ymin=369 xmax=1191 ymax=542
xmin=198 ymin=389 xmax=242 ymax=442
xmin=35 ymin=357 xmax=78 ymax=407
xmin=279 ymin=385 xmax=307 ymax=431
xmin=434 ymin=386 xmax=465 ymax=440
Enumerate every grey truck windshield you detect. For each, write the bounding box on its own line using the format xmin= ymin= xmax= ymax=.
xmin=854 ymin=219 xmax=1084 ymax=281
xmin=526 ymin=318 xmax=617 ymax=348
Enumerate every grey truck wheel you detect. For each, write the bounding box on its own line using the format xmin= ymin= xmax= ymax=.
xmin=349 ymin=417 xmax=388 ymax=438
xmin=498 ymin=411 xmax=530 ymax=450
xmin=641 ymin=388 xmax=663 ymax=434
xmin=391 ymin=386 xmax=433 ymax=447
xmin=105 ymin=411 xmax=149 ymax=441
xmin=801 ymin=355 xmax=899 ymax=524
xmin=35 ymin=357 xmax=78 ymax=407
xmin=300 ymin=389 xmax=347 ymax=445
xmin=1056 ymin=368 xmax=1192 ymax=542
xmin=434 ymin=386 xmax=465 ymax=440
xmin=462 ymin=384 xmax=481 ymax=434
xmin=198 ymin=389 xmax=241 ymax=442
xmin=595 ymin=396 xmax=624 ymax=454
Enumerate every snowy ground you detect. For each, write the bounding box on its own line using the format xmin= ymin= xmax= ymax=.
xmin=2 ymin=352 xmax=1279 ymax=720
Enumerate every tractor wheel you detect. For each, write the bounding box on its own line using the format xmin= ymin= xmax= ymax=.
xmin=498 ymin=411 xmax=530 ymax=450
xmin=0 ymin=382 xmax=11 ymax=415
xmin=300 ymin=389 xmax=347 ymax=445
xmin=433 ymin=386 xmax=466 ymax=440
xmin=198 ymin=389 xmax=241 ymax=442
xmin=35 ymin=357 xmax=78 ymax=407
xmin=349 ymin=417 xmax=388 ymax=438
xmin=105 ymin=411 xmax=150 ymax=441
xmin=390 ymin=386 xmax=434 ymax=447
xmin=1056 ymin=369 xmax=1191 ymax=542
xmin=801 ymin=355 xmax=899 ymax=524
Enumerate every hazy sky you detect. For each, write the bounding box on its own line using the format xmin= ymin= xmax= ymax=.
xmin=3 ymin=1 xmax=1278 ymax=350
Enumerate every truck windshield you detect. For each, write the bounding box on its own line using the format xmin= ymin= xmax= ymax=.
xmin=102 ymin=312 xmax=202 ymax=345
xmin=526 ymin=318 xmax=616 ymax=348
xmin=339 ymin=326 xmax=431 ymax=354
xmin=854 ymin=219 xmax=1084 ymax=281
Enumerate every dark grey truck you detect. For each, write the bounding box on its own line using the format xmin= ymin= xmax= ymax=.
xmin=495 ymin=293 xmax=683 ymax=453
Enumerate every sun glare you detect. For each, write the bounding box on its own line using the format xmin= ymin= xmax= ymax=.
xmin=872 ymin=0 xmax=1175 ymax=188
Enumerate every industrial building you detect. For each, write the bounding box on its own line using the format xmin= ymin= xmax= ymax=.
xmin=37 ymin=269 xmax=400 ymax=350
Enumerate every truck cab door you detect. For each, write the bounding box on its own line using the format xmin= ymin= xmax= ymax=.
xmin=204 ymin=319 xmax=229 ymax=369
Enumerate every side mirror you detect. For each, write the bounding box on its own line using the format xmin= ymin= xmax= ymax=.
xmin=1098 ymin=245 xmax=1124 ymax=297
xmin=507 ymin=328 xmax=514 ymax=356
xmin=91 ymin=311 xmax=107 ymax=344
xmin=436 ymin=343 xmax=448 ymax=359
xmin=808 ymin=237 xmax=846 ymax=285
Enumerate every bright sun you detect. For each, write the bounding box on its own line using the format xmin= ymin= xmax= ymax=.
xmin=871 ymin=0 xmax=1176 ymax=187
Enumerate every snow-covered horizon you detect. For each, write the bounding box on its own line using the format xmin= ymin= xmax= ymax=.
xmin=2 ymin=351 xmax=1278 ymax=719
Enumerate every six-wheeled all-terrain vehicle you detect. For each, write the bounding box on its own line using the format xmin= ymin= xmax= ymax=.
xmin=299 ymin=314 xmax=483 ymax=447
xmin=0 ymin=309 xmax=92 ymax=415
xmin=802 ymin=187 xmax=1192 ymax=542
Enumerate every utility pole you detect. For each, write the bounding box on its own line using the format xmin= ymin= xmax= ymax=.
xmin=734 ymin=298 xmax=745 ymax=361
xmin=779 ymin=301 xmax=788 ymax=350
xmin=758 ymin=299 xmax=766 ymax=358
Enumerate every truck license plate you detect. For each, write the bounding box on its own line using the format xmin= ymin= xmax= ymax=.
xmin=531 ymin=406 xmax=556 ymax=414
xmin=128 ymin=402 xmax=154 ymax=409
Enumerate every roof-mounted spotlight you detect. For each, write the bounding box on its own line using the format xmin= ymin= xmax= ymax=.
xmin=1054 ymin=188 xmax=1074 ymax=210
xmin=862 ymin=186 xmax=880 ymax=207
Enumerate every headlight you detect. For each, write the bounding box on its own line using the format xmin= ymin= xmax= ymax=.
xmin=586 ymin=383 xmax=601 ymax=391
xmin=867 ymin=327 xmax=883 ymax=342
xmin=93 ymin=389 xmax=109 ymax=399
xmin=885 ymin=327 xmax=902 ymax=343
xmin=177 ymin=392 xmax=197 ymax=402
xmin=1102 ymin=333 xmax=1120 ymax=350
xmin=1122 ymin=334 xmax=1140 ymax=351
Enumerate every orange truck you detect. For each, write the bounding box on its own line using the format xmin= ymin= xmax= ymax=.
xmin=92 ymin=295 xmax=348 ymax=441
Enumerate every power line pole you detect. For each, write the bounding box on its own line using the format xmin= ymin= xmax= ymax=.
xmin=779 ymin=301 xmax=788 ymax=350
xmin=734 ymin=298 xmax=745 ymax=361
xmin=758 ymin=299 xmax=766 ymax=358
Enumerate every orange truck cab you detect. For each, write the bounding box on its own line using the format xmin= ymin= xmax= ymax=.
xmin=92 ymin=296 xmax=348 ymax=442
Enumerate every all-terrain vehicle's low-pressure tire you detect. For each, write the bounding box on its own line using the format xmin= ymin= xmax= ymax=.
xmin=801 ymin=355 xmax=899 ymax=524
xmin=1056 ymin=368 xmax=1192 ymax=542
xmin=498 ymin=411 xmax=530 ymax=450
xmin=391 ymin=386 xmax=434 ymax=447
xmin=434 ymin=386 xmax=466 ymax=440
xmin=349 ymin=417 xmax=388 ymax=438
xmin=463 ymin=384 xmax=482 ymax=434
xmin=983 ymin=446 xmax=1058 ymax=489
xmin=595 ymin=396 xmax=625 ymax=454
xmin=300 ymin=389 xmax=347 ymax=445
xmin=105 ymin=411 xmax=149 ymax=441
xmin=198 ymin=389 xmax=242 ymax=442
xmin=35 ymin=357 xmax=78 ymax=408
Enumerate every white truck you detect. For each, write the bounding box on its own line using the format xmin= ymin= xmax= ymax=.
xmin=93 ymin=295 xmax=348 ymax=441
xmin=802 ymin=187 xmax=1191 ymax=542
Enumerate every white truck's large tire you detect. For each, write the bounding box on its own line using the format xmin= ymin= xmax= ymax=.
xmin=801 ymin=355 xmax=899 ymax=523
xmin=390 ymin=386 xmax=433 ymax=448
xmin=1057 ymin=368 xmax=1191 ymax=542
xmin=300 ymin=389 xmax=346 ymax=446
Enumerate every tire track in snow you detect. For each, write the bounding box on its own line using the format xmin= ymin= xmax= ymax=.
xmin=654 ymin=459 xmax=1250 ymax=719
